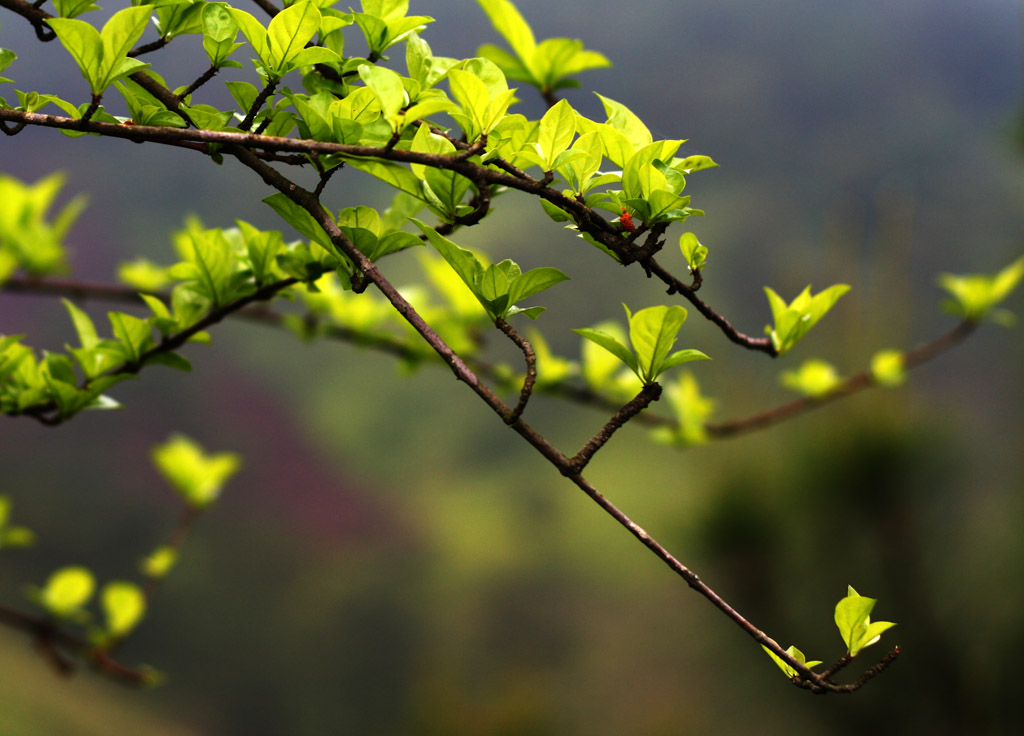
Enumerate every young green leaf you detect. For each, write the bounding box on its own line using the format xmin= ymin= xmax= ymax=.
xmin=627 ymin=304 xmax=709 ymax=382
xmin=533 ymin=98 xmax=576 ymax=171
xmin=411 ymin=219 xmax=484 ymax=294
xmin=870 ymin=349 xmax=905 ymax=387
xmin=476 ymin=0 xmax=537 ymax=78
xmin=762 ymin=644 xmax=822 ymax=679
xmin=35 ymin=566 xmax=95 ymax=619
xmin=141 ymin=545 xmax=179 ymax=579
xmin=52 ymin=0 xmax=100 ymax=19
xmin=232 ymin=1 xmax=338 ymax=78
xmin=100 ymin=581 xmax=146 ymax=639
xmin=0 ymin=173 xmax=84 ymax=279
xmin=531 ymin=37 xmax=610 ymax=91
xmin=201 ymin=2 xmax=244 ymax=69
xmin=476 ymin=0 xmax=608 ymax=93
xmin=577 ymin=304 xmax=708 ymax=385
xmin=764 ymin=283 xmax=850 ymax=356
xmin=0 ymin=48 xmax=16 ymax=84
xmin=938 ymin=254 xmax=1024 ymax=326
xmin=358 ymin=63 xmax=407 ymax=126
xmin=650 ymin=372 xmax=716 ymax=447
xmin=0 ymin=496 xmax=36 ymax=550
xmin=412 ymin=221 xmax=566 ymax=321
xmin=835 ymin=585 xmax=896 ymax=657
xmin=47 ymin=6 xmax=152 ymax=94
xmin=780 ymin=359 xmax=841 ymax=397
xmin=506 ymin=266 xmax=570 ymax=306
xmin=151 ymin=434 xmax=241 ymax=511
xmin=263 ymin=193 xmax=335 ymax=255
xmin=679 ymin=232 xmax=708 ymax=273
xmin=573 ymin=326 xmax=638 ymax=376
xmin=267 ymin=0 xmax=322 ymax=70
xmin=594 ymin=93 xmax=653 ymax=151
xmin=108 ymin=310 xmax=155 ymax=365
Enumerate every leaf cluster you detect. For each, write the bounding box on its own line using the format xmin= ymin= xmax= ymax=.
xmin=575 ymin=304 xmax=709 ymax=385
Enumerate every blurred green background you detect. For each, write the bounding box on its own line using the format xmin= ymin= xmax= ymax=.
xmin=1 ymin=1 xmax=1022 ymax=734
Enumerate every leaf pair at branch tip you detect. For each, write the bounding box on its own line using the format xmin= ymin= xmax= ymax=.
xmin=475 ymin=0 xmax=611 ymax=96
xmin=575 ymin=304 xmax=709 ymax=385
xmin=764 ymin=283 xmax=850 ymax=356
xmin=151 ymin=433 xmax=241 ymax=511
xmin=835 ymin=585 xmax=896 ymax=657
xmin=230 ymin=1 xmax=339 ymax=81
xmin=938 ymin=254 xmax=1024 ymax=326
xmin=46 ymin=6 xmax=152 ymax=95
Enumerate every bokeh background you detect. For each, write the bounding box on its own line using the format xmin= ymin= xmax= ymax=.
xmin=1 ymin=1 xmax=1022 ymax=734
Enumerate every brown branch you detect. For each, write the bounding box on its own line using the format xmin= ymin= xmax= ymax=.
xmin=239 ymin=79 xmax=280 ymax=132
xmin=0 ymin=602 xmax=155 ymax=686
xmin=0 ymin=106 xmax=776 ymax=358
xmin=178 ymin=64 xmax=221 ymax=102
xmin=225 ymin=147 xmax=896 ymax=692
xmin=140 ymin=506 xmax=200 ymax=601
xmin=706 ymin=319 xmax=979 ymax=439
xmin=127 ymin=37 xmax=170 ymax=58
xmin=571 ymin=382 xmax=662 ymax=471
xmin=0 ymin=0 xmax=54 ymax=40
xmin=0 ymin=59 xmax=908 ymax=693
xmin=0 ymin=275 xmax=983 ymax=447
xmin=13 ymin=275 xmax=301 ymax=425
xmin=250 ymin=0 xmax=281 ymax=18
xmin=646 ymin=258 xmax=776 ymax=354
xmin=495 ymin=317 xmax=536 ymax=423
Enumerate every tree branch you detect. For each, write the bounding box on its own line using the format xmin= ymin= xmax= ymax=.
xmin=571 ymin=382 xmax=662 ymax=471
xmin=495 ymin=317 xmax=536 ymax=424
xmin=0 ymin=602 xmax=155 ymax=686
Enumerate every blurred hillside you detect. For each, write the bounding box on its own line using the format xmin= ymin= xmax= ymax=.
xmin=1 ymin=1 xmax=1022 ymax=734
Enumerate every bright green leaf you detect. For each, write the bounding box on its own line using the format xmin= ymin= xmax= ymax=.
xmin=37 ymin=566 xmax=95 ymax=619
xmin=651 ymin=372 xmax=715 ymax=446
xmin=679 ymin=232 xmax=708 ymax=272
xmin=267 ymin=0 xmax=323 ymax=71
xmin=594 ymin=93 xmax=652 ymax=150
xmin=411 ymin=219 xmax=484 ymax=295
xmin=870 ymin=349 xmax=905 ymax=387
xmin=938 ymin=255 xmax=1024 ymax=325
xmin=151 ymin=434 xmax=241 ymax=510
xmin=780 ymin=359 xmax=841 ymax=397
xmin=627 ymin=304 xmax=689 ymax=382
xmin=141 ymin=545 xmax=179 ymax=578
xmin=535 ymin=98 xmax=576 ymax=170
xmin=762 ymin=643 xmax=822 ymax=679
xmin=476 ymin=0 xmax=537 ymax=77
xmin=358 ymin=63 xmax=406 ymax=124
xmin=764 ymin=283 xmax=850 ymax=355
xmin=835 ymin=585 xmax=896 ymax=657
xmin=573 ymin=327 xmax=638 ymax=376
xmin=101 ymin=581 xmax=146 ymax=638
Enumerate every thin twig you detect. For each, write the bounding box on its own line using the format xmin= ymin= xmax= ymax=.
xmin=571 ymin=382 xmax=662 ymax=471
xmin=239 ymin=80 xmax=280 ymax=132
xmin=706 ymin=320 xmax=978 ymax=439
xmin=0 ymin=602 xmax=154 ymax=685
xmin=495 ymin=317 xmax=537 ymax=423
xmin=178 ymin=65 xmax=221 ymax=102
